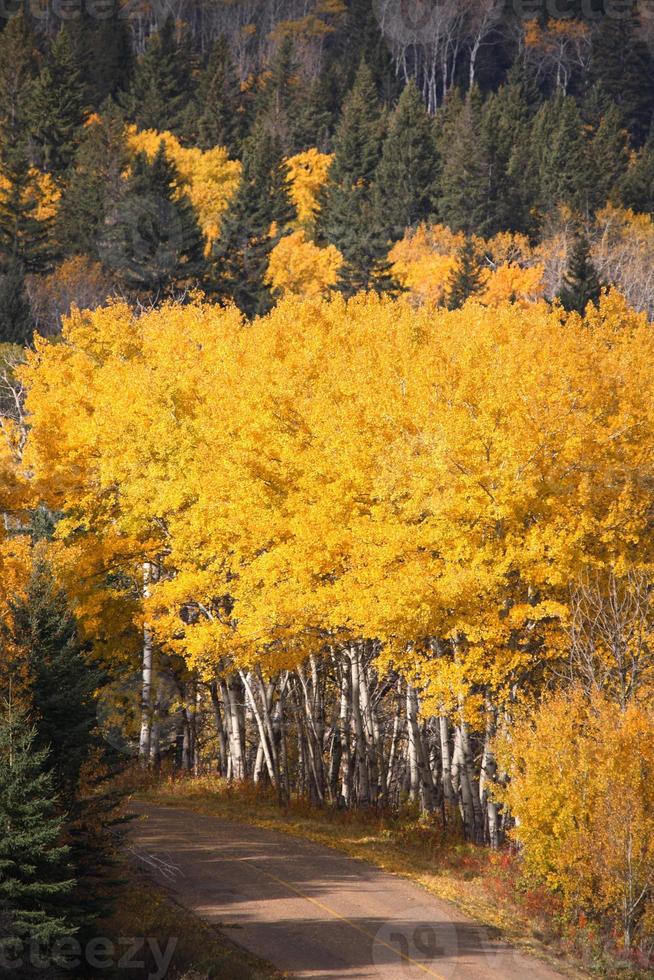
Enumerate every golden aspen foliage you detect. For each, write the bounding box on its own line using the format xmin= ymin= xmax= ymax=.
xmin=495 ymin=689 xmax=654 ymax=949
xmin=126 ymin=127 xmax=241 ymax=245
xmin=285 ymin=148 xmax=333 ymax=233
xmin=0 ymin=168 xmax=61 ymax=221
xmin=266 ymin=229 xmax=342 ymax=297
xmin=18 ymin=290 xmax=654 ymax=709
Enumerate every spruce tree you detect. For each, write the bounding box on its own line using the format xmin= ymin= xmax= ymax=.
xmin=589 ymin=8 xmax=654 ymax=143
xmin=446 ymin=238 xmax=484 ymax=309
xmin=99 ymin=143 xmax=206 ymax=299
xmin=25 ymin=28 xmax=86 ymax=175
xmin=587 ymin=103 xmax=630 ymax=212
xmin=0 ymin=698 xmax=75 ymax=971
xmin=10 ymin=561 xmax=99 ymax=805
xmin=558 ymin=232 xmax=602 ymax=316
xmin=211 ymin=120 xmax=294 ymax=317
xmin=56 ymin=99 xmax=129 ymax=260
xmin=531 ymin=94 xmax=589 ymax=219
xmin=318 ymin=63 xmax=395 ymax=295
xmin=83 ymin=5 xmax=133 ymax=104
xmin=121 ymin=16 xmax=192 ymax=135
xmin=0 ymin=149 xmax=54 ymax=275
xmin=195 ymin=35 xmax=243 ymax=155
xmin=0 ymin=13 xmax=36 ymax=152
xmin=558 ymin=233 xmax=602 ymax=315
xmin=619 ymin=133 xmax=654 ymax=215
xmin=483 ymin=74 xmax=537 ymax=236
xmin=436 ymin=89 xmax=491 ymax=236
xmin=373 ymin=81 xmax=437 ymax=242
xmin=0 ymin=259 xmax=33 ymax=346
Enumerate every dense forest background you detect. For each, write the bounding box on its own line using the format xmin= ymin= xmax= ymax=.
xmin=1 ymin=0 xmax=654 ymax=333
xmin=3 ymin=2 xmax=654 ymax=976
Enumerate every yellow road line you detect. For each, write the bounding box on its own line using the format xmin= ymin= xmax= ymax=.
xmin=226 ymin=855 xmax=449 ymax=980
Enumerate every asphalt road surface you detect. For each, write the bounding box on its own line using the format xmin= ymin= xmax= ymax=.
xmin=129 ymin=803 xmax=566 ymax=980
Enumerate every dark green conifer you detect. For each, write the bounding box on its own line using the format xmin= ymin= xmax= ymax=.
xmin=56 ymin=99 xmax=129 ymax=260
xmin=25 ymin=28 xmax=87 ymax=175
xmin=121 ymin=16 xmax=192 ymax=135
xmin=0 ymin=698 xmax=75 ymax=970
xmin=446 ymin=238 xmax=484 ymax=309
xmin=619 ymin=133 xmax=654 ymax=214
xmin=195 ymin=35 xmax=244 ymax=155
xmin=589 ymin=8 xmax=654 ymax=143
xmin=373 ymin=81 xmax=437 ymax=242
xmin=531 ymin=94 xmax=589 ymax=218
xmin=211 ymin=121 xmax=294 ymax=317
xmin=558 ymin=233 xmax=602 ymax=314
xmin=436 ymin=89 xmax=490 ymax=236
xmin=587 ymin=104 xmax=630 ymax=212
xmin=99 ymin=143 xmax=206 ymax=298
xmin=318 ymin=63 xmax=396 ymax=294
xmin=0 ymin=149 xmax=54 ymax=275
xmin=0 ymin=259 xmax=33 ymax=346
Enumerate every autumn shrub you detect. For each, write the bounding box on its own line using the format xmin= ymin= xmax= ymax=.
xmin=495 ymin=689 xmax=654 ymax=957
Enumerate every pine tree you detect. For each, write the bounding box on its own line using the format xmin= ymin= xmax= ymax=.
xmin=0 ymin=13 xmax=36 ymax=152
xmin=8 ymin=558 xmax=127 ymax=939
xmin=211 ymin=121 xmax=294 ymax=317
xmin=99 ymin=143 xmax=206 ymax=299
xmin=587 ymin=103 xmax=630 ymax=212
xmin=56 ymin=99 xmax=129 ymax=260
xmin=195 ymin=35 xmax=243 ymax=155
xmin=0 ymin=149 xmax=54 ymax=275
xmin=558 ymin=233 xmax=602 ymax=314
xmin=446 ymin=238 xmax=484 ymax=309
xmin=318 ymin=63 xmax=395 ymax=295
xmin=121 ymin=16 xmax=192 ymax=135
xmin=0 ymin=698 xmax=75 ymax=970
xmin=10 ymin=561 xmax=100 ymax=805
xmin=531 ymin=94 xmax=589 ymax=219
xmin=619 ymin=133 xmax=654 ymax=215
xmin=83 ymin=5 xmax=133 ymax=105
xmin=373 ymin=81 xmax=437 ymax=242
xmin=589 ymin=8 xmax=654 ymax=143
xmin=483 ymin=74 xmax=537 ymax=236
xmin=25 ymin=28 xmax=87 ymax=175
xmin=436 ymin=89 xmax=491 ymax=236
xmin=0 ymin=258 xmax=33 ymax=346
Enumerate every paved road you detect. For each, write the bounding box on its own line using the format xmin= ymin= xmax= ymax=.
xmin=129 ymin=803 xmax=566 ymax=980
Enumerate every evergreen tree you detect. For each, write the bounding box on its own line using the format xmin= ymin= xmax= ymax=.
xmin=373 ymin=81 xmax=437 ymax=242
xmin=83 ymin=5 xmax=133 ymax=105
xmin=25 ymin=28 xmax=86 ymax=175
xmin=531 ymin=94 xmax=589 ymax=219
xmin=619 ymin=132 xmax=654 ymax=215
xmin=335 ymin=0 xmax=398 ymax=104
xmin=254 ymin=36 xmax=301 ymax=155
xmin=291 ymin=75 xmax=334 ymax=154
xmin=558 ymin=233 xmax=602 ymax=314
xmin=446 ymin=238 xmax=484 ymax=309
xmin=0 ymin=698 xmax=75 ymax=971
xmin=121 ymin=17 xmax=192 ymax=135
xmin=211 ymin=121 xmax=294 ymax=317
xmin=318 ymin=63 xmax=395 ymax=295
xmin=483 ymin=74 xmax=537 ymax=236
xmin=99 ymin=143 xmax=206 ymax=298
xmin=8 ymin=558 xmax=127 ymax=939
xmin=0 ymin=258 xmax=33 ymax=346
xmin=589 ymin=7 xmax=654 ymax=143
xmin=10 ymin=561 xmax=99 ymax=805
xmin=195 ymin=35 xmax=243 ymax=155
xmin=436 ymin=89 xmax=490 ymax=236
xmin=587 ymin=103 xmax=630 ymax=212
xmin=0 ymin=149 xmax=54 ymax=275
xmin=0 ymin=13 xmax=36 ymax=153
xmin=56 ymin=99 xmax=129 ymax=260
